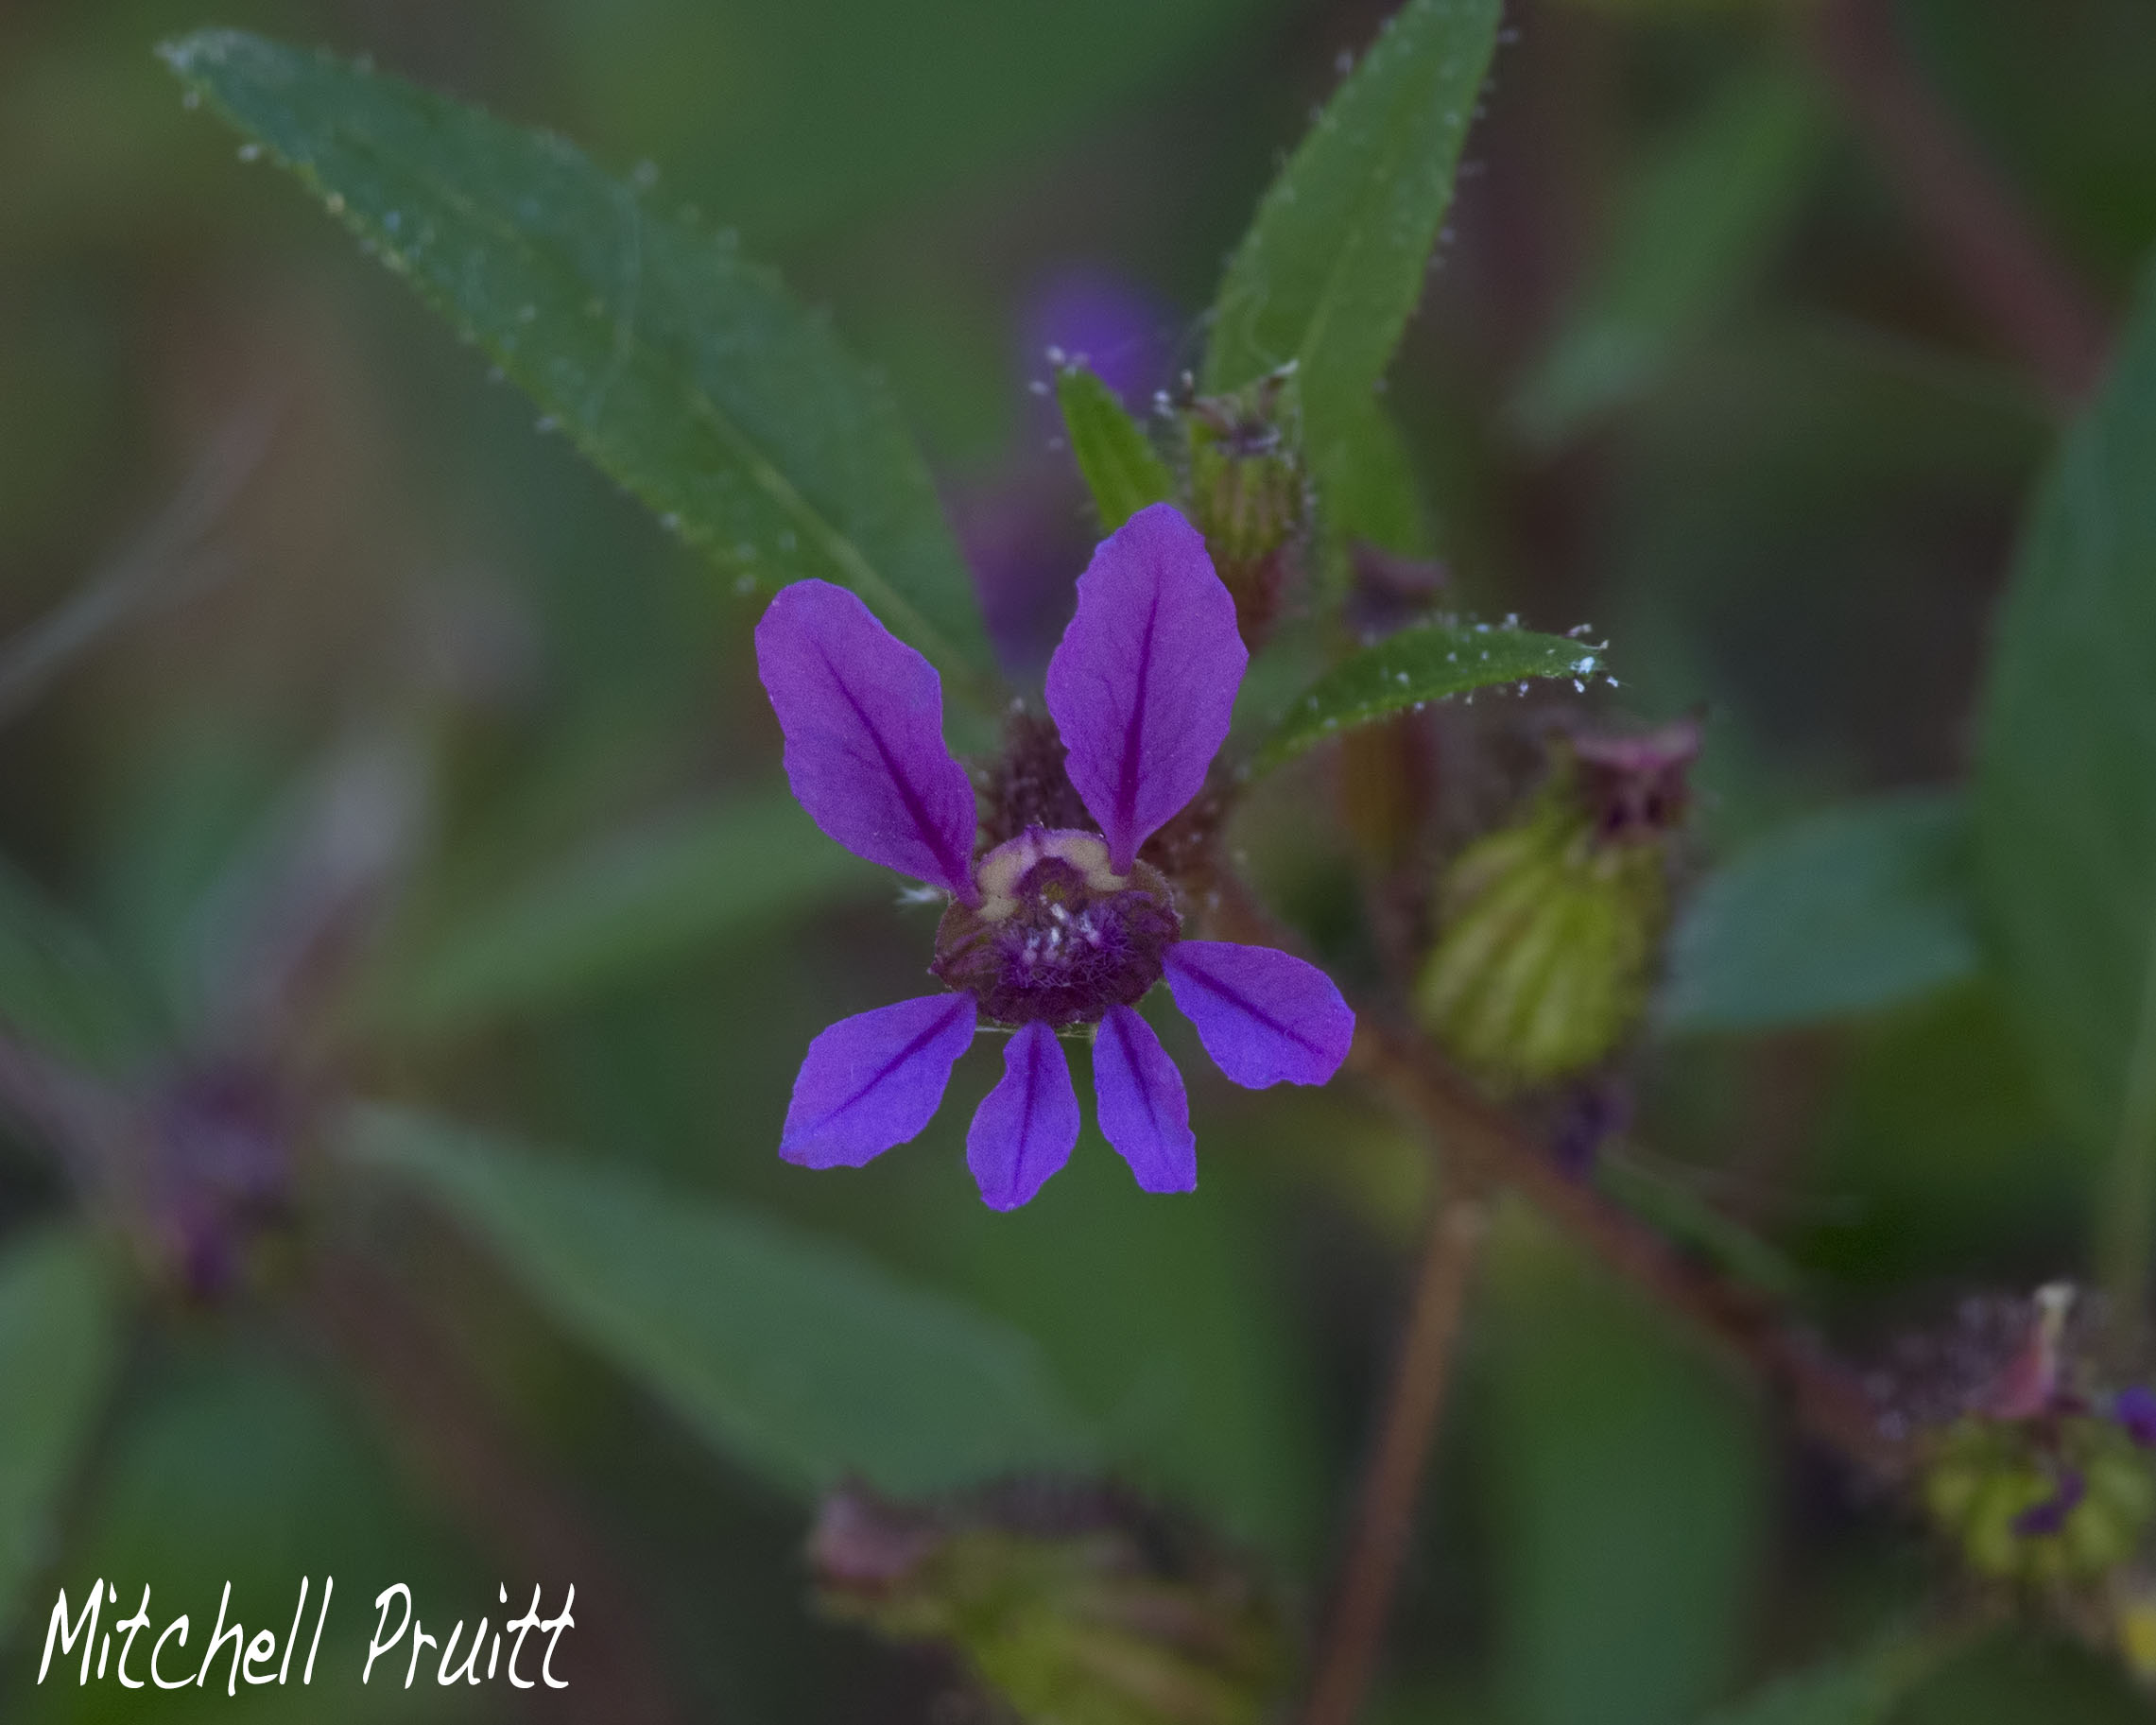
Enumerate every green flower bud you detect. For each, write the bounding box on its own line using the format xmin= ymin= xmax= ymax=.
xmin=1181 ymin=369 xmax=1307 ymax=648
xmin=1415 ymin=723 xmax=1698 ymax=1092
xmin=1923 ymin=1415 xmax=2156 ymax=1586
xmin=811 ymin=1484 xmax=1292 ymax=1725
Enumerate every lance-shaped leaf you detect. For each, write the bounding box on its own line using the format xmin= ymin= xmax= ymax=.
xmin=1661 ymin=789 xmax=1979 ymax=1035
xmin=1250 ymin=621 xmax=1606 ymax=774
xmin=160 ymin=30 xmax=996 ymax=686
xmin=367 ymin=787 xmax=881 ymax=1042
xmin=340 ymin=1106 xmax=1095 ymax=1497
xmin=1509 ymin=63 xmax=1827 ymax=449
xmin=1975 ymin=256 xmax=2156 ymax=1296
xmin=1203 ymin=0 xmax=1500 ymax=524
xmin=1055 ymin=365 xmax=1175 ymax=533
xmin=0 ymin=1226 xmax=125 ymax=1642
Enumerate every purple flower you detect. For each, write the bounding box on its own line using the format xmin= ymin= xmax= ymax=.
xmin=2117 ymin=1385 xmax=2156 ymax=1447
xmin=755 ymin=502 xmax=1354 ymax=1210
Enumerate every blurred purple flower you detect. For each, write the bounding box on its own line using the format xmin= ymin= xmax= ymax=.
xmin=2117 ymin=1386 xmax=2156 ymax=1447
xmin=1022 ymin=266 xmax=1172 ymax=408
xmin=961 ymin=267 xmax=1175 ymax=672
xmin=755 ymin=503 xmax=1354 ymax=1210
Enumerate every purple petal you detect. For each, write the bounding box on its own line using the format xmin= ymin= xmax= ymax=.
xmin=1164 ymin=941 xmax=1355 ymax=1089
xmin=782 ymin=994 xmax=976 ymax=1168
xmin=1044 ymin=504 xmax=1246 ymax=872
xmin=755 ymin=580 xmax=980 ymax=902
xmin=1092 ymin=1006 xmax=1196 ymax=1194
xmin=967 ymin=1021 xmax=1079 ymax=1210
xmin=2118 ymin=1386 xmax=2156 ymax=1447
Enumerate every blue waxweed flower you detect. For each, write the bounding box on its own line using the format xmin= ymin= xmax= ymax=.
xmin=754 ymin=502 xmax=1354 ymax=1210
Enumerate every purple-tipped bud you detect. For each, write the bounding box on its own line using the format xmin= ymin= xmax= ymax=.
xmin=1417 ymin=725 xmax=1697 ymax=1091
xmin=1571 ymin=717 xmax=1702 ymax=845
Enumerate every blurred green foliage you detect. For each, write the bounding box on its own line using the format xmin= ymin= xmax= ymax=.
xmin=0 ymin=0 xmax=2152 ymax=1718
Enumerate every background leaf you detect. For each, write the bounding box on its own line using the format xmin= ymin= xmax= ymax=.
xmin=162 ymin=29 xmax=997 ymax=686
xmin=1509 ymin=63 xmax=1827 ymax=449
xmin=9 ymin=1347 xmax=476 ymax=1723
xmin=1699 ymin=1631 xmax=1948 ymax=1725
xmin=0 ymin=1227 xmax=123 ymax=1647
xmin=1974 ymin=254 xmax=2156 ymax=1293
xmin=1660 ymin=789 xmax=1979 ymax=1035
xmin=1486 ymin=1213 xmax=1767 ymax=1725
xmin=340 ymin=1105 xmax=1095 ymax=1497
xmin=0 ymin=863 xmax=152 ymax=1076
xmin=367 ymin=787 xmax=880 ymax=1042
xmin=1202 ymin=0 xmax=1501 ymax=532
xmin=1055 ymin=364 xmax=1174 ymax=533
xmin=1250 ymin=621 xmax=1605 ymax=773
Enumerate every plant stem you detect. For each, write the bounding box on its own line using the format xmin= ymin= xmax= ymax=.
xmin=1352 ymin=1014 xmax=1900 ymax=1473
xmin=1808 ymin=0 xmax=2109 ymax=405
xmin=1301 ymin=1185 xmax=1489 ymax=1725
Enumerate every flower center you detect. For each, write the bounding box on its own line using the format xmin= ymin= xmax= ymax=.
xmin=931 ymin=828 xmax=1181 ymax=1027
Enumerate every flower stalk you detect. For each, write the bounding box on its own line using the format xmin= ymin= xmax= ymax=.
xmin=1301 ymin=1184 xmax=1489 ymax=1725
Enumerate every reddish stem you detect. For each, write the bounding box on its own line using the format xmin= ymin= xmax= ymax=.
xmin=1809 ymin=0 xmax=2110 ymax=405
xmin=1300 ymin=1187 xmax=1489 ymax=1725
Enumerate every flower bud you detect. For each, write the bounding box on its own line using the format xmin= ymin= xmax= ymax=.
xmin=1416 ymin=721 xmax=1699 ymax=1092
xmin=1923 ymin=1415 xmax=2156 ymax=1585
xmin=1181 ymin=370 xmax=1307 ymax=648
xmin=810 ymin=1481 xmax=1291 ymax=1724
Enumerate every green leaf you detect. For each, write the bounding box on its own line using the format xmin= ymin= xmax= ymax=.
xmin=545 ymin=0 xmax=1287 ymax=251
xmin=0 ymin=860 xmax=151 ymax=1075
xmin=1974 ymin=253 xmax=2156 ymax=1301
xmin=1054 ymin=365 xmax=1174 ymax=533
xmin=1318 ymin=392 xmax=1435 ymax=564
xmin=17 ymin=1349 xmax=474 ymax=1723
xmin=160 ymin=29 xmax=996 ymax=688
xmin=1202 ymin=0 xmax=1500 ymax=521
xmin=0 ymin=1226 xmax=124 ymax=1644
xmin=1700 ymin=1632 xmax=1955 ymax=1725
xmin=1488 ymin=1215 xmax=1766 ymax=1725
xmin=1660 ymin=790 xmax=1979 ymax=1035
xmin=340 ymin=1105 xmax=1094 ymax=1497
xmin=1509 ymin=64 xmax=1827 ymax=449
xmin=1250 ymin=620 xmax=1606 ymax=774
xmin=366 ymin=786 xmax=881 ymax=1042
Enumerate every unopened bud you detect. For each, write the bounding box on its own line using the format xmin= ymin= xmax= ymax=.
xmin=1924 ymin=1415 xmax=2155 ymax=1584
xmin=810 ymin=1481 xmax=1290 ymax=1723
xmin=1181 ymin=370 xmax=1307 ymax=648
xmin=1416 ymin=721 xmax=1698 ymax=1091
